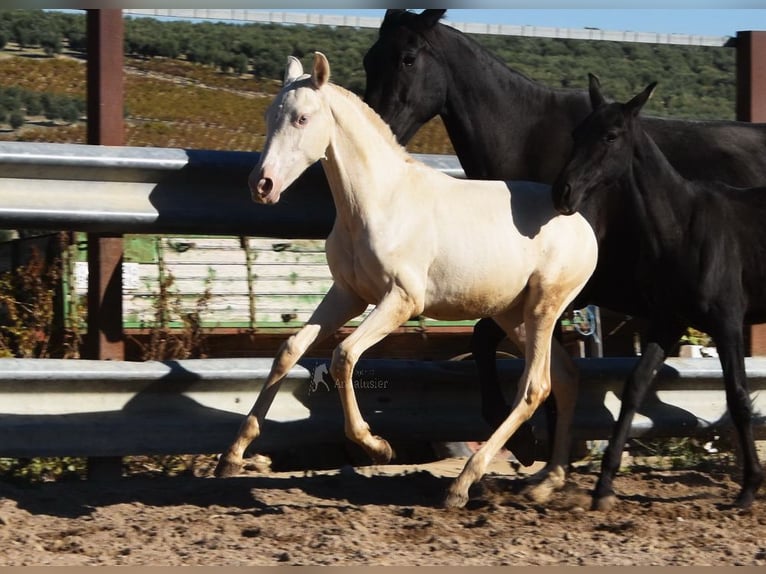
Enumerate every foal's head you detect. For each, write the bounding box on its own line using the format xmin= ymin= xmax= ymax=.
xmin=249 ymin=52 xmax=333 ymax=205
xmin=363 ymin=9 xmax=448 ymax=145
xmin=552 ymin=74 xmax=657 ymax=215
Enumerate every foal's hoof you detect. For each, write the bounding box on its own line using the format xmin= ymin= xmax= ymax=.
xmin=523 ymin=480 xmax=556 ymax=505
xmin=591 ymin=493 xmax=617 ymax=512
xmin=371 ymin=436 xmax=394 ymax=464
xmin=443 ymin=489 xmax=468 ymax=509
xmin=214 ymin=456 xmax=243 ymax=478
xmin=734 ymin=489 xmax=757 ymax=510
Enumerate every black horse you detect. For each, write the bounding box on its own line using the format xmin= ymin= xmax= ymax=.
xmin=552 ymin=75 xmax=765 ymax=509
xmin=363 ymin=9 xmax=766 ymax=467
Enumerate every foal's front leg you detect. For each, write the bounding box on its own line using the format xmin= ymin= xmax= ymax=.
xmin=592 ymin=319 xmax=685 ymax=510
xmin=215 ymin=284 xmax=367 ymax=478
xmin=331 ymin=289 xmax=417 ymax=464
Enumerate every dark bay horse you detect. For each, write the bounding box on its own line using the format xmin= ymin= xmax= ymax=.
xmin=363 ymin=8 xmax=766 ymax=468
xmin=552 ymin=75 xmax=765 ymax=509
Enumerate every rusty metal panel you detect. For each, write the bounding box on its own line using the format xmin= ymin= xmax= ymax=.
xmin=85 ymin=10 xmax=125 ymax=363
xmin=736 ymin=31 xmax=766 ymax=355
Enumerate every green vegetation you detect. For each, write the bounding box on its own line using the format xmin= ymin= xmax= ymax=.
xmin=0 ymin=85 xmax=85 ymax=128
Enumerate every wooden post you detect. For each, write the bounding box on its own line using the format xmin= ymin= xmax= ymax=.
xmin=85 ymin=9 xmax=125 ymax=479
xmin=736 ymin=31 xmax=766 ymax=355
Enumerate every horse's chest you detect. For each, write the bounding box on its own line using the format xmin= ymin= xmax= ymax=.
xmin=325 ymin=232 xmax=394 ymax=303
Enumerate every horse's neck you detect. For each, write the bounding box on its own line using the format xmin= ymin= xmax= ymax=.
xmin=438 ymin=29 xmax=588 ymax=181
xmin=627 ymin=129 xmax=694 ymax=253
xmin=322 ymin=85 xmax=409 ymax=229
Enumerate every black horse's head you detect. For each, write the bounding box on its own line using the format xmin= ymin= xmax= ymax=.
xmin=363 ymin=9 xmax=448 ymax=145
xmin=552 ymin=74 xmax=657 ymax=215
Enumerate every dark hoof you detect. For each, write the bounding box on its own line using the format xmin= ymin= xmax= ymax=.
xmin=734 ymin=489 xmax=756 ymax=510
xmin=214 ymin=457 xmax=243 ymax=478
xmin=591 ymin=493 xmax=617 ymax=512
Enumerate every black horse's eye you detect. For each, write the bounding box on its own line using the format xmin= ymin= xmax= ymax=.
xmin=401 ymin=53 xmax=416 ymax=67
xmin=604 ymin=131 xmax=618 ymax=143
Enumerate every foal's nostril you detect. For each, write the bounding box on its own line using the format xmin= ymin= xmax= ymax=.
xmin=257 ymin=178 xmax=273 ymax=195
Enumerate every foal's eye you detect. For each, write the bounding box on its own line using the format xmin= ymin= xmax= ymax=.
xmin=401 ymin=54 xmax=416 ymax=67
xmin=604 ymin=131 xmax=619 ymax=143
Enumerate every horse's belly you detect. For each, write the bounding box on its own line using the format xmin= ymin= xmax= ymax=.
xmin=422 ymin=269 xmax=530 ymax=320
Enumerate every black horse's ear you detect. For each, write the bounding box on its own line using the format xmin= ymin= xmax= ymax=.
xmin=416 ymin=9 xmax=447 ymax=29
xmin=383 ymin=9 xmax=406 ymax=22
xmin=626 ymin=81 xmax=657 ymax=117
xmin=588 ymin=73 xmax=606 ymax=110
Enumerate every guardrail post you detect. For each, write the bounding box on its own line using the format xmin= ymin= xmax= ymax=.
xmin=736 ymin=31 xmax=766 ymax=355
xmin=84 ymin=9 xmax=126 ymax=479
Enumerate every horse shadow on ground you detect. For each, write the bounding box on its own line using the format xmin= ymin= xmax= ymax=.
xmin=0 ymin=467 xmax=462 ymax=519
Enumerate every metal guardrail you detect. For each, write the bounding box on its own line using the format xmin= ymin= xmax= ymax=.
xmin=0 ymin=357 xmax=763 ymax=457
xmin=0 ymin=141 xmax=464 ymax=237
xmin=1 ymin=140 xmax=764 ymax=459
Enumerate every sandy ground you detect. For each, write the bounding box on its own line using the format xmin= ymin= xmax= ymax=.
xmin=0 ymin=452 xmax=764 ymax=566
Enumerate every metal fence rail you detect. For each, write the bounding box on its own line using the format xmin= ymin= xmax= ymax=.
xmin=122 ymin=9 xmax=733 ymax=47
xmin=0 ymin=357 xmax=764 ymax=458
xmin=1 ymin=140 xmax=764 ymax=459
xmin=0 ymin=141 xmax=463 ymax=238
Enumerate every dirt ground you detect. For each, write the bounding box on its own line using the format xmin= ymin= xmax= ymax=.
xmin=0 ymin=451 xmax=764 ymax=567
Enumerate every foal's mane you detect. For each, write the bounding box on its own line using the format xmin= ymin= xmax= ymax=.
xmin=326 ymin=81 xmax=413 ymax=163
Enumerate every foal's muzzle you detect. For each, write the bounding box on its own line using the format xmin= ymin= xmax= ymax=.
xmin=249 ymin=167 xmax=281 ymax=204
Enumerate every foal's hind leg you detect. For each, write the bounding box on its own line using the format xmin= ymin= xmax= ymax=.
xmin=215 ymin=284 xmax=367 ymax=478
xmin=473 ymin=319 xmax=553 ymax=467
xmin=522 ymin=339 xmax=579 ymax=504
xmin=714 ymin=320 xmax=764 ymax=508
xmin=445 ymin=292 xmax=562 ymax=509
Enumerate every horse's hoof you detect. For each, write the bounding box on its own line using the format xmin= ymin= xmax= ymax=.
xmin=734 ymin=489 xmax=756 ymax=510
xmin=523 ymin=481 xmax=555 ymax=505
xmin=214 ymin=457 xmax=243 ymax=478
xmin=371 ymin=436 xmax=394 ymax=464
xmin=443 ymin=489 xmax=468 ymax=509
xmin=591 ymin=493 xmax=617 ymax=512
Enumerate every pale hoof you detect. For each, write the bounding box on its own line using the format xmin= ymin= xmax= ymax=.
xmin=523 ymin=480 xmax=556 ymax=505
xmin=214 ymin=456 xmax=243 ymax=478
xmin=522 ymin=467 xmax=565 ymax=504
xmin=443 ymin=488 xmax=469 ymax=509
xmin=370 ymin=436 xmax=394 ymax=464
xmin=592 ymin=493 xmax=618 ymax=512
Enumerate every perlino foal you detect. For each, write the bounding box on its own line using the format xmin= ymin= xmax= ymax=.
xmin=214 ymin=52 xmax=598 ymax=508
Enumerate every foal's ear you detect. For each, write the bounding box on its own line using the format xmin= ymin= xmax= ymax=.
xmin=284 ymin=56 xmax=304 ymax=86
xmin=625 ymin=81 xmax=657 ymax=117
xmin=587 ymin=73 xmax=606 ymax=110
xmin=312 ymin=51 xmax=331 ymax=88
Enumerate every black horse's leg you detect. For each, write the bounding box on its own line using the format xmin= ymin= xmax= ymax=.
xmin=472 ymin=318 xmax=511 ymax=425
xmin=714 ymin=320 xmax=764 ymax=508
xmin=472 ymin=317 xmax=552 ymax=466
xmin=592 ymin=321 xmax=685 ymax=511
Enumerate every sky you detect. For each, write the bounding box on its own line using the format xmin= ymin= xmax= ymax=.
xmin=276 ymin=8 xmax=766 ymax=39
